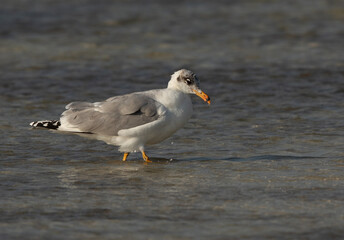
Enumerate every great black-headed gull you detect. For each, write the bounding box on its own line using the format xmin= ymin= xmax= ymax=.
xmin=30 ymin=69 xmax=210 ymax=162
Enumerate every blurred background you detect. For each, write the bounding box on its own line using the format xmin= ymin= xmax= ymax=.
xmin=1 ymin=0 xmax=344 ymax=239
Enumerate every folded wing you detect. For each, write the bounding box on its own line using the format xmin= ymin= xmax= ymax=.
xmin=59 ymin=93 xmax=161 ymax=136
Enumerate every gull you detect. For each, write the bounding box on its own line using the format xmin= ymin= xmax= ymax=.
xmin=30 ymin=69 xmax=210 ymax=162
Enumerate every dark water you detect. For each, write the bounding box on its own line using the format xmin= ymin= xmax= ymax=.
xmin=1 ymin=0 xmax=344 ymax=239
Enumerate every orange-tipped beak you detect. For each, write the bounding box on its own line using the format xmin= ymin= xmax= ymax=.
xmin=193 ymin=89 xmax=211 ymax=104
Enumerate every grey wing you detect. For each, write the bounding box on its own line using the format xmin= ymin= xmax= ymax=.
xmin=60 ymin=93 xmax=160 ymax=136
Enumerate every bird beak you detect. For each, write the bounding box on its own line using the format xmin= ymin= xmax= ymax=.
xmin=193 ymin=89 xmax=211 ymax=104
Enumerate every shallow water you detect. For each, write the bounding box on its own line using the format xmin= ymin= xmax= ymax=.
xmin=1 ymin=0 xmax=344 ymax=239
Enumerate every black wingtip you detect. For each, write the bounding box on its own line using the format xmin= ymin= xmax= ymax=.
xmin=30 ymin=120 xmax=61 ymax=130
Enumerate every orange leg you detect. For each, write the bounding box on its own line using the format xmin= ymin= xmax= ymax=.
xmin=141 ymin=150 xmax=152 ymax=163
xmin=122 ymin=152 xmax=130 ymax=161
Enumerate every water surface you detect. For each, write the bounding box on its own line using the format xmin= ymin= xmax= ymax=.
xmin=1 ymin=0 xmax=344 ymax=239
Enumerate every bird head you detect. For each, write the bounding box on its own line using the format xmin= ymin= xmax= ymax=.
xmin=168 ymin=69 xmax=210 ymax=104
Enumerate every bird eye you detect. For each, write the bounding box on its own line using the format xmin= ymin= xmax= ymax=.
xmin=185 ymin=78 xmax=192 ymax=85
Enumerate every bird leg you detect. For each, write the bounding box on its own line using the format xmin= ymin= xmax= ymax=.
xmin=141 ymin=150 xmax=152 ymax=163
xmin=122 ymin=152 xmax=130 ymax=161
